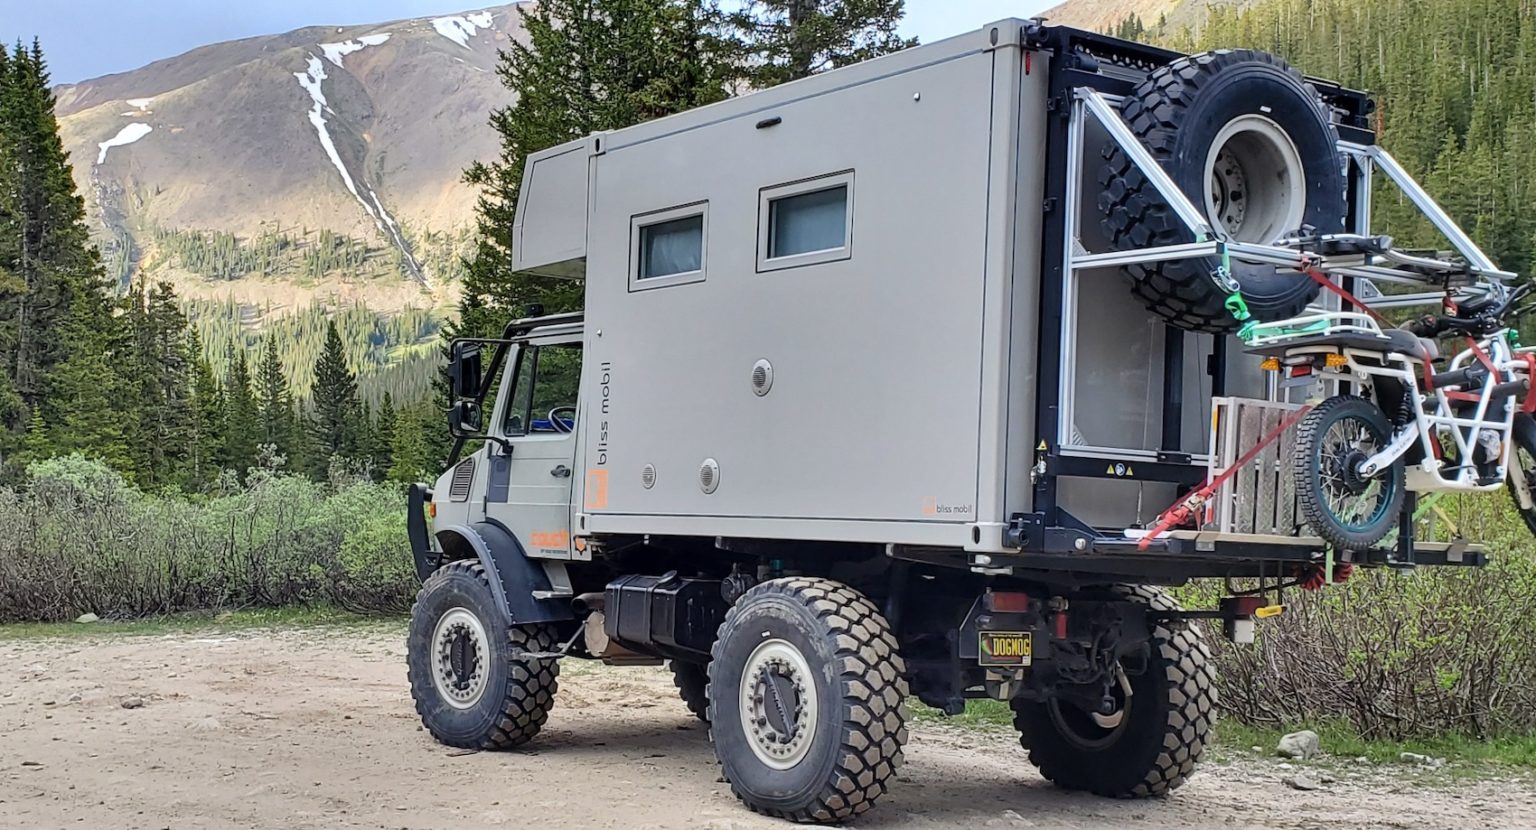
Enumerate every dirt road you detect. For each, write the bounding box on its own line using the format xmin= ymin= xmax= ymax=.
xmin=2 ymin=623 xmax=1531 ymax=829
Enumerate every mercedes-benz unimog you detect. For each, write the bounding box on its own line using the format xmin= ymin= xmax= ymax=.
xmin=403 ymin=20 xmax=1507 ymax=823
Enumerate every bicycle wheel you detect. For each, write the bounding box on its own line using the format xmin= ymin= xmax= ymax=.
xmin=1294 ymin=396 xmax=1405 ymax=550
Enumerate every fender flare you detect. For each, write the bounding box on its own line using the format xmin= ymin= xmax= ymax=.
xmin=432 ymin=522 xmax=575 ymax=625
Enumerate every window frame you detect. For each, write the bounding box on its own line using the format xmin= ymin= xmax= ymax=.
xmin=629 ymin=201 xmax=709 ymax=291
xmin=757 ymin=171 xmax=855 ymax=273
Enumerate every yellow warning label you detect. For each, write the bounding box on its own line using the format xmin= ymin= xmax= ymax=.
xmin=1037 ymin=440 xmax=1048 ymax=451
xmin=1106 ymin=463 xmax=1134 ymax=477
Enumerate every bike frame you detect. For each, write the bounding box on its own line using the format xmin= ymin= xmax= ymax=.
xmin=1251 ymin=312 xmax=1529 ymax=493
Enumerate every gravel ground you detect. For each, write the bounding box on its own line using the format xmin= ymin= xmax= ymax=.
xmin=2 ymin=624 xmax=1533 ymax=829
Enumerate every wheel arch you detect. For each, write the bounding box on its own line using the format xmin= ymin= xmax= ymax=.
xmin=432 ymin=522 xmax=576 ymax=626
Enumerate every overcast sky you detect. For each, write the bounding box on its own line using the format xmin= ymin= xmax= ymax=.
xmin=1 ymin=0 xmax=1054 ymax=85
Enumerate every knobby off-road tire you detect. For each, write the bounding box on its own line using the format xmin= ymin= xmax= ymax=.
xmin=671 ymin=660 xmax=710 ymax=723
xmin=1294 ymin=395 xmax=1405 ymax=551
xmin=407 ymin=560 xmax=560 ymax=749
xmin=1098 ymin=49 xmax=1346 ymax=333
xmin=708 ymin=577 xmax=908 ymax=823
xmin=1011 ymin=586 xmax=1216 ymax=798
xmin=1506 ymin=412 xmax=1536 ymax=535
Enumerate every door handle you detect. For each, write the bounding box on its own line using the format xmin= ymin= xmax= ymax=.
xmin=551 ymin=465 xmax=572 ymax=478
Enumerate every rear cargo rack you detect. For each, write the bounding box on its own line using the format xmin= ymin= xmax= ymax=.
xmin=1019 ymin=25 xmax=1502 ymax=572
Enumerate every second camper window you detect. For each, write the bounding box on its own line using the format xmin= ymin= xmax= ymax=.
xmin=759 ymin=172 xmax=854 ymax=272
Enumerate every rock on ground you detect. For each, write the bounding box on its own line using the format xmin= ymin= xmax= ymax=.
xmin=1278 ymin=730 xmax=1322 ymax=760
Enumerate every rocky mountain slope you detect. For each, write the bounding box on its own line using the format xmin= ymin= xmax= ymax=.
xmin=55 ymin=5 xmax=526 ymax=308
xmin=1042 ymin=0 xmax=1251 ymax=33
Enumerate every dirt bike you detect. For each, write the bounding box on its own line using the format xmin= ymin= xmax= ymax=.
xmin=1247 ymin=281 xmax=1536 ymax=550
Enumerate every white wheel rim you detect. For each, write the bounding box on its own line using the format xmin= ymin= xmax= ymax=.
xmin=431 ymin=607 xmax=490 ymax=710
xmin=1203 ymin=114 xmax=1307 ymax=244
xmin=739 ymin=638 xmax=820 ymax=771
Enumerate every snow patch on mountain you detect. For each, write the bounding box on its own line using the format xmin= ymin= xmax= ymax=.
xmin=431 ymin=11 xmax=494 ymax=49
xmin=125 ymin=97 xmax=154 ymax=110
xmin=320 ymin=33 xmax=392 ymax=67
xmin=293 ymin=54 xmax=429 ymax=287
xmin=97 ymin=123 xmax=153 ymax=164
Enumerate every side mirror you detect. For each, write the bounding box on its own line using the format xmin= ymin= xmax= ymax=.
xmin=448 ymin=400 xmax=482 ymax=434
xmin=451 ymin=342 xmax=483 ymax=400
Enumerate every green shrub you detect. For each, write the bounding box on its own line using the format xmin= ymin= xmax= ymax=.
xmin=1178 ymin=493 xmax=1536 ymax=740
xmin=0 ymin=455 xmax=415 ymax=622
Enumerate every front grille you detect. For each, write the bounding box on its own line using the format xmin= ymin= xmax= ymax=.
xmin=448 ymin=459 xmax=475 ymax=502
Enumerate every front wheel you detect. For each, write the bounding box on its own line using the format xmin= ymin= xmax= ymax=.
xmin=1294 ymin=396 xmax=1405 ymax=550
xmin=1506 ymin=412 xmax=1536 ymax=534
xmin=708 ymin=578 xmax=908 ymax=823
xmin=407 ymin=560 xmax=560 ymax=749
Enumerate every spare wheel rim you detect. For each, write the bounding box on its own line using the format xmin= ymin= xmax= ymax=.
xmin=739 ymin=638 xmax=820 ymax=770
xmin=432 ymin=607 xmax=490 ymax=710
xmin=1203 ymin=114 xmax=1307 ymax=245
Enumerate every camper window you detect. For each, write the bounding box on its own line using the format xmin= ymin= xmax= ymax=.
xmin=759 ymin=171 xmax=854 ymax=272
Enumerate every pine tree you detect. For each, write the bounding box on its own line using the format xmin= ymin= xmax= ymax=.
xmin=254 ymin=335 xmax=297 ymax=457
xmin=725 ymin=0 xmax=916 ymax=88
xmin=312 ymin=320 xmax=362 ymax=466
xmin=0 ymin=41 xmax=115 ymax=463
xmin=373 ymin=391 xmax=396 ymax=480
xmin=186 ymin=329 xmax=223 ymax=488
xmin=123 ymin=281 xmax=192 ymax=487
xmin=454 ymin=0 xmax=735 ymax=338
xmin=388 ymin=400 xmax=439 ymax=484
xmin=220 ymin=348 xmax=259 ymax=475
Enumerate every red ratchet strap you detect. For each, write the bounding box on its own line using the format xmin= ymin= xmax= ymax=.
xmin=1138 ymin=404 xmax=1314 ymax=550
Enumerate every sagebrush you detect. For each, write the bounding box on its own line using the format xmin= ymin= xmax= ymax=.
xmin=3 ymin=456 xmax=1533 ymax=740
xmin=0 ymin=456 xmax=415 ymax=621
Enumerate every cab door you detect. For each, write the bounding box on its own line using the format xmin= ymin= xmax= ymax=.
xmin=482 ymin=335 xmax=583 ymax=559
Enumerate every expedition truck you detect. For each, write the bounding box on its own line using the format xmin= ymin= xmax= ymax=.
xmin=404 ymin=21 xmax=1503 ymax=823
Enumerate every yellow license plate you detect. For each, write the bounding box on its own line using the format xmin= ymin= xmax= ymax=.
xmin=978 ymin=631 xmax=1032 ymax=667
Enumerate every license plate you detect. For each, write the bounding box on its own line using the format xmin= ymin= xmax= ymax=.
xmin=978 ymin=631 xmax=1032 ymax=667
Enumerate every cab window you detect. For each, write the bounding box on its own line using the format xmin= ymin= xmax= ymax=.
xmin=502 ymin=342 xmax=582 ymax=436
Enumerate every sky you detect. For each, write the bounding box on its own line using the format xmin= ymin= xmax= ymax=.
xmin=0 ymin=0 xmax=1055 ymax=85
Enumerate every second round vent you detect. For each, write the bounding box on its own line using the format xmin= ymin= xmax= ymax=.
xmin=699 ymin=458 xmax=721 ymax=494
xmin=641 ymin=464 xmax=657 ymax=489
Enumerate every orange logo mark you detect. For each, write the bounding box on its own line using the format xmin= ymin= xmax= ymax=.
xmin=921 ymin=496 xmax=938 ymax=516
xmin=529 ymin=530 xmax=570 ymax=550
xmin=585 ymin=469 xmax=610 ymax=509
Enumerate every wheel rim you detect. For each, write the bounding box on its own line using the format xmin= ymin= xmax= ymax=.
xmin=1047 ymin=683 xmax=1131 ymax=751
xmin=431 ymin=607 xmax=490 ymax=710
xmin=1316 ymin=416 xmax=1396 ymax=532
xmin=739 ymin=639 xmax=820 ymax=770
xmin=1204 ymin=114 xmax=1306 ymax=244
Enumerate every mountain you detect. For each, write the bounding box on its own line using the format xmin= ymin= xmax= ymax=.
xmin=55 ymin=5 xmax=527 ymax=314
xmin=1041 ymin=0 xmax=1256 ymax=33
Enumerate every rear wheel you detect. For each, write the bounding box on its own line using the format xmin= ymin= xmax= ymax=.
xmin=1294 ymin=396 xmax=1405 ymax=550
xmin=708 ymin=578 xmax=907 ymax=823
xmin=1011 ymin=586 xmax=1215 ymax=797
xmin=407 ymin=560 xmax=560 ymax=749
xmin=671 ymin=660 xmax=710 ymax=723
xmin=1506 ymin=412 xmax=1536 ymax=534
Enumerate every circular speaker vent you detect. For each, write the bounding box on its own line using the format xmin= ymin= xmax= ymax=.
xmin=751 ymin=359 xmax=774 ymax=396
xmin=641 ymin=464 xmax=657 ymax=490
xmin=699 ymin=458 xmax=721 ymax=494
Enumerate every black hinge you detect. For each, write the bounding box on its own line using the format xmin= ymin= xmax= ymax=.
xmin=1043 ymin=197 xmax=1059 ymax=214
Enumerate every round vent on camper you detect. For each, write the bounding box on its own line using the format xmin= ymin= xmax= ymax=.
xmin=641 ymin=464 xmax=657 ymax=490
xmin=699 ymin=458 xmax=721 ymax=494
xmin=751 ymin=359 xmax=774 ymax=396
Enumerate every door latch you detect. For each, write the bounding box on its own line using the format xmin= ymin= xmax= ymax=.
xmin=551 ymin=465 xmax=572 ymax=478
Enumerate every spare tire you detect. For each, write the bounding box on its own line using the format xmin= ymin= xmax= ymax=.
xmin=1098 ymin=49 xmax=1346 ymax=333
